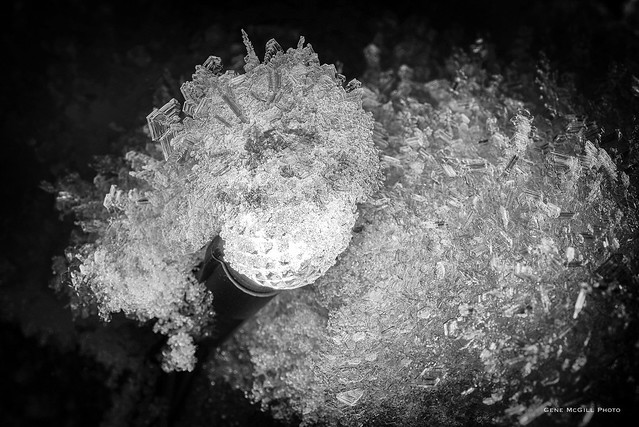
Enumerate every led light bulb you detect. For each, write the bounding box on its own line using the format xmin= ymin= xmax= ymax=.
xmin=220 ymin=196 xmax=357 ymax=290
xmin=147 ymin=33 xmax=382 ymax=291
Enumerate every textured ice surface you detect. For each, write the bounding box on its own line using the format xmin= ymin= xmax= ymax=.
xmin=63 ymin=34 xmax=382 ymax=371
xmin=146 ymin=34 xmax=382 ymax=289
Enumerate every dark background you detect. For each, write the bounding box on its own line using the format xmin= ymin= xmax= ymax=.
xmin=1 ymin=0 xmax=637 ymax=426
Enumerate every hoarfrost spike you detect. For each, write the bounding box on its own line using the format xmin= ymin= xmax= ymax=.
xmin=146 ymin=99 xmax=181 ymax=141
xmin=264 ymin=39 xmax=283 ymax=64
xmin=241 ymin=29 xmax=260 ymax=72
xmin=146 ymin=109 xmax=164 ymax=141
xmin=202 ymin=56 xmax=223 ymax=74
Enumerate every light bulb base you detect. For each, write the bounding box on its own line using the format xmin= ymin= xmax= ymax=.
xmin=199 ymin=236 xmax=278 ymax=345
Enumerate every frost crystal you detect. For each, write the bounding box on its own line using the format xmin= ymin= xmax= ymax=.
xmin=212 ymin=30 xmax=639 ymax=425
xmin=161 ymin=332 xmax=198 ymax=372
xmin=62 ymin=33 xmax=381 ymax=371
xmin=146 ymin=34 xmax=382 ymax=289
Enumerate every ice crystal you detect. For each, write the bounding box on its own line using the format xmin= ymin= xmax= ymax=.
xmin=59 ymin=33 xmax=381 ymax=371
xmin=161 ymin=331 xmax=198 ymax=372
xmin=144 ymin=33 xmax=381 ymax=289
xmin=212 ymin=32 xmax=639 ymax=426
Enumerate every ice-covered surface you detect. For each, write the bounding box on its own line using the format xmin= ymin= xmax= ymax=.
xmin=209 ymin=33 xmax=639 ymax=427
xmin=51 ymin=35 xmax=381 ymax=371
xmin=133 ymin=35 xmax=381 ymax=291
xmin=3 ymin=1 xmax=639 ymax=426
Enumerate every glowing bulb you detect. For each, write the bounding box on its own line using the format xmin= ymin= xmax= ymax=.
xmin=147 ymin=33 xmax=382 ymax=290
xmin=220 ymin=197 xmax=357 ymax=290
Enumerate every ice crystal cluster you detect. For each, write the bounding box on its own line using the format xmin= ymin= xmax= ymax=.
xmin=65 ymin=176 xmax=212 ymax=372
xmin=210 ymin=37 xmax=638 ymax=426
xmin=59 ymin=33 xmax=380 ymax=370
xmin=146 ymin=31 xmax=380 ymax=289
